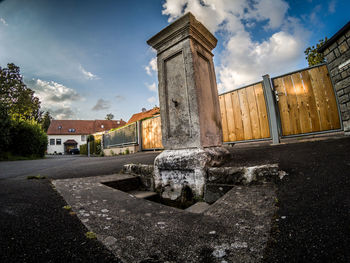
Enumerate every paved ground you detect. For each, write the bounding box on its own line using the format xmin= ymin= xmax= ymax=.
xmin=1 ymin=137 xmax=349 ymax=262
xmin=225 ymin=136 xmax=350 ymax=263
xmin=53 ymin=174 xmax=278 ymax=263
xmin=0 ymin=152 xmax=158 ymax=263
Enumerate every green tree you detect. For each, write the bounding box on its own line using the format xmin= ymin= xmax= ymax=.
xmin=0 ymin=102 xmax=12 ymax=154
xmin=304 ymin=37 xmax=327 ymax=66
xmin=10 ymin=119 xmax=48 ymax=157
xmin=41 ymin=111 xmax=53 ymax=132
xmin=105 ymin=113 xmax=114 ymax=120
xmin=0 ymin=63 xmax=42 ymax=121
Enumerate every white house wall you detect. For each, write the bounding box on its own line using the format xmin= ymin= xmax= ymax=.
xmin=47 ymin=135 xmax=86 ymax=154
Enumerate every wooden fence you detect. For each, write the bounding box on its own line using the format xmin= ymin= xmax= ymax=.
xmin=141 ymin=116 xmax=163 ymax=149
xmin=272 ymin=65 xmax=340 ymax=136
xmin=219 ymin=82 xmax=270 ymax=142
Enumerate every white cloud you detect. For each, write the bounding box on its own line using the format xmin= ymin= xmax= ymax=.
xmin=147 ymin=96 xmax=157 ymax=104
xmin=50 ymin=107 xmax=77 ymax=120
xmin=146 ymin=82 xmax=157 ymax=92
xmin=245 ymin=0 xmax=289 ymax=29
xmin=328 ymin=0 xmax=336 ymax=13
xmin=145 ymin=57 xmax=157 ymax=76
xmin=79 ymin=64 xmax=99 ymax=80
xmin=162 ymin=0 xmax=309 ymax=93
xmin=0 ymin=18 xmax=8 ymax=26
xmin=28 ymin=79 xmax=82 ymax=119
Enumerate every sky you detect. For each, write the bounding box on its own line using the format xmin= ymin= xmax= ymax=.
xmin=0 ymin=0 xmax=349 ymax=121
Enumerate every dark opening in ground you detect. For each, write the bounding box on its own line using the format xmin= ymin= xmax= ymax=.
xmin=102 ymin=177 xmax=201 ymax=210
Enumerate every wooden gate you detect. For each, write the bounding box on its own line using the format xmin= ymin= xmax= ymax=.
xmin=272 ymin=65 xmax=341 ymax=136
xmin=219 ymin=82 xmax=270 ymax=142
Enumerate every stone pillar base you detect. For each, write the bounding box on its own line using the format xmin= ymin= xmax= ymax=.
xmin=154 ymin=147 xmax=230 ymax=202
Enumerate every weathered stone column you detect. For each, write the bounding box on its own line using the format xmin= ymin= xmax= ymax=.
xmin=147 ymin=13 xmax=229 ymax=202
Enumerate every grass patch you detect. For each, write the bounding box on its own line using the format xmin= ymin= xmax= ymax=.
xmin=27 ymin=175 xmax=47 ymax=180
xmin=85 ymin=231 xmax=97 ymax=239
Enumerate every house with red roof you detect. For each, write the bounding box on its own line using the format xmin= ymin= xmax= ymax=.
xmin=126 ymin=107 xmax=160 ymax=125
xmin=47 ymin=119 xmax=125 ymax=154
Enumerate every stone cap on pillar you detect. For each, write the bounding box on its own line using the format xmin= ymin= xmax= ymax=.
xmin=147 ymin=12 xmax=217 ymax=55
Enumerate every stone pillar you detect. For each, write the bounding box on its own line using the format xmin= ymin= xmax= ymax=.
xmin=147 ymin=13 xmax=229 ymax=202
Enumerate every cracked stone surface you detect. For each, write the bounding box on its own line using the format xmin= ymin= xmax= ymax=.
xmin=53 ymin=173 xmax=277 ymax=263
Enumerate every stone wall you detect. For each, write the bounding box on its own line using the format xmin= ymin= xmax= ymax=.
xmin=103 ymin=144 xmax=139 ymax=156
xmin=322 ymin=28 xmax=350 ymax=133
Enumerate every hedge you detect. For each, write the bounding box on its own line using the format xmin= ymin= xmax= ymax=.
xmin=80 ymin=139 xmax=101 ymax=155
xmin=0 ymin=119 xmax=48 ymax=158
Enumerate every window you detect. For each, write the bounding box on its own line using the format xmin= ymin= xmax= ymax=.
xmin=81 ymin=135 xmax=86 ymax=141
xmin=50 ymin=139 xmax=55 ymax=145
xmin=56 ymin=139 xmax=61 ymax=145
xmin=101 ymin=125 xmax=104 ymax=128
xmin=58 ymin=125 xmax=62 ymax=130
xmin=68 ymin=128 xmax=76 ymax=132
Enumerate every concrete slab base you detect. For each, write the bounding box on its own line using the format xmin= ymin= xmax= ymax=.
xmin=53 ymin=173 xmax=278 ymax=263
xmin=154 ymin=147 xmax=230 ymax=202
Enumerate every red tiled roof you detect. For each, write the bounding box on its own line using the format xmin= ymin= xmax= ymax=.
xmin=47 ymin=119 xmax=126 ymax=135
xmin=126 ymin=107 xmax=160 ymax=125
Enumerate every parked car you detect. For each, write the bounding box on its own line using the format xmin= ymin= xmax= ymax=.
xmin=69 ymin=148 xmax=80 ymax=155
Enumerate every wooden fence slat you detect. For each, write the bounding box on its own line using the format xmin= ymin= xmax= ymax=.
xmin=246 ymin=85 xmax=261 ymax=139
xmin=300 ymin=70 xmax=321 ymax=132
xmin=253 ymin=83 xmax=270 ymax=138
xmin=291 ymin=72 xmax=313 ymax=133
xmin=319 ymin=65 xmax=341 ymax=130
xmin=238 ymin=88 xmax=253 ymax=140
xmin=273 ymin=77 xmax=291 ymax=135
xmin=309 ymin=67 xmax=331 ymax=130
xmin=219 ymin=95 xmax=229 ymax=142
xmin=283 ymin=75 xmax=302 ymax=135
xmin=225 ymin=93 xmax=237 ymax=141
xmin=231 ymin=91 xmax=245 ymax=140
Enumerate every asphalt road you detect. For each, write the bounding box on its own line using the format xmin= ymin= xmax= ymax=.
xmin=0 ymin=152 xmax=159 ymax=263
xmin=1 ymin=137 xmax=349 ymax=263
xmin=0 ymin=152 xmax=160 ymax=180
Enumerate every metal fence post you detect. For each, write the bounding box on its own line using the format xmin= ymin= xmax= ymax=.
xmin=262 ymin=74 xmax=280 ymax=144
xmin=137 ymin=121 xmax=142 ymax=152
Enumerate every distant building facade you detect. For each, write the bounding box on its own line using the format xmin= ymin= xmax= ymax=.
xmin=47 ymin=119 xmax=125 ymax=154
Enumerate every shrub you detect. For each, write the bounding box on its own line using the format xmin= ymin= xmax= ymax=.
xmin=80 ymin=144 xmax=87 ymax=155
xmin=9 ymin=119 xmax=47 ymax=157
xmin=94 ymin=139 xmax=101 ymax=155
